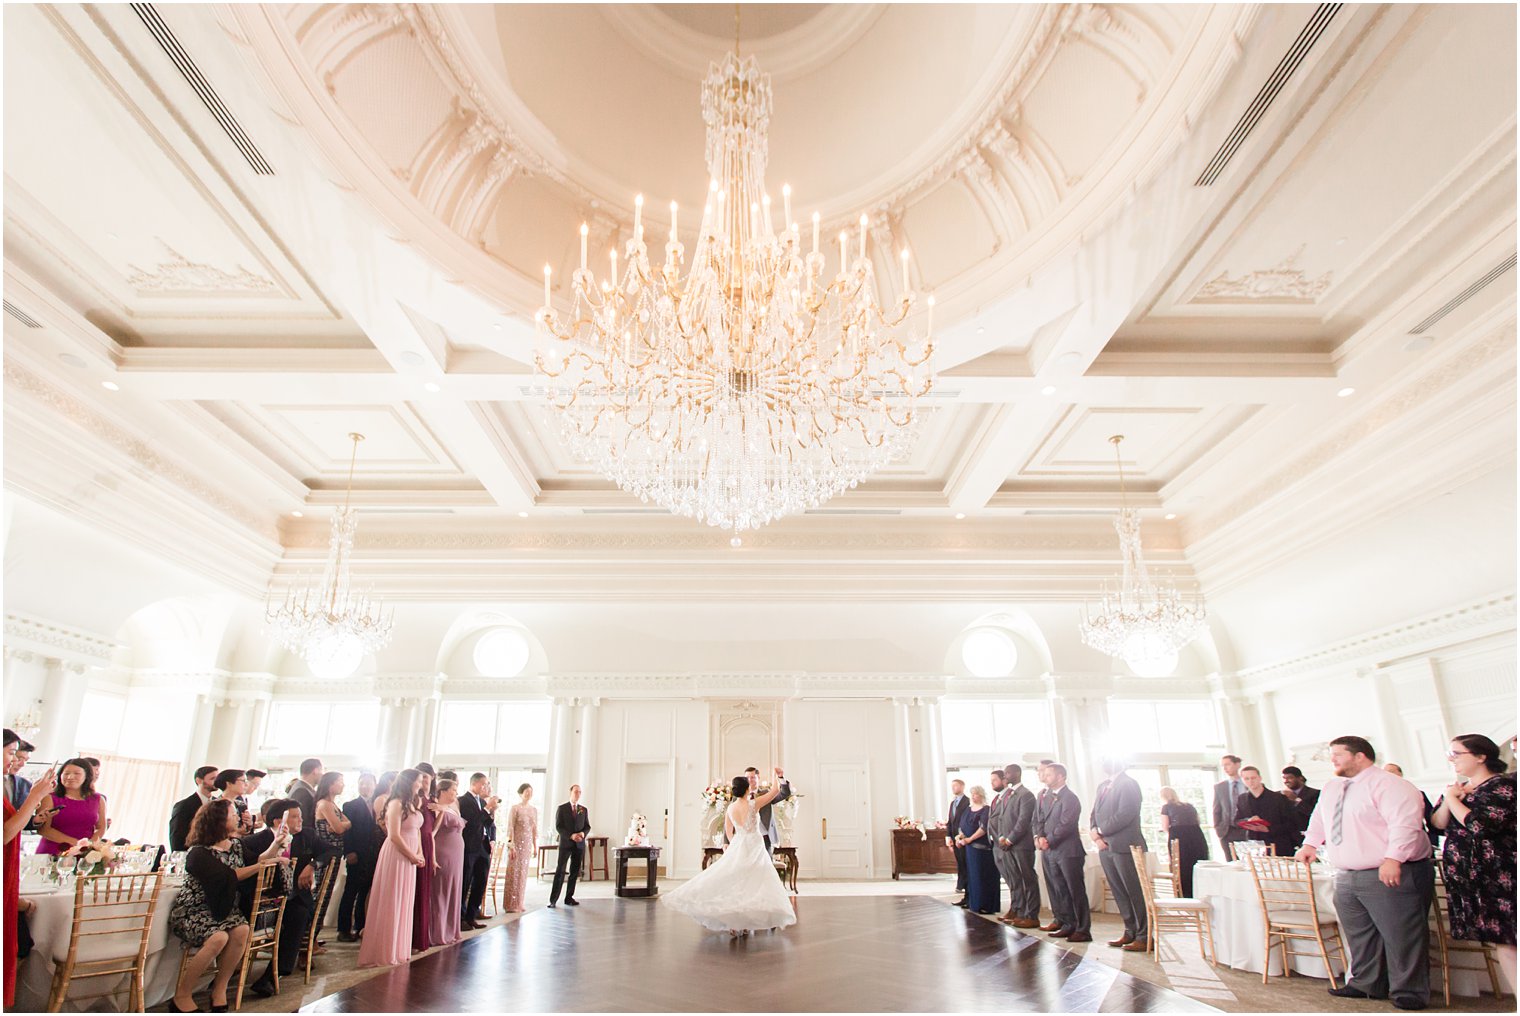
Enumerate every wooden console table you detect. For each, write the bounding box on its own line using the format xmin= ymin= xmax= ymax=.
xmin=613 ymin=845 xmax=660 ymax=897
xmin=890 ymin=828 xmax=957 ymax=879
xmin=536 ymin=836 xmax=611 ymax=881
xmin=703 ymin=846 xmax=799 ymax=892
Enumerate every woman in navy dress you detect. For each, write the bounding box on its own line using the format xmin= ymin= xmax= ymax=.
xmin=954 ymin=786 xmax=1000 ymax=915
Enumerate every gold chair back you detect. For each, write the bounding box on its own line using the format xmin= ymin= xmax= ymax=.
xmin=233 ymin=861 xmax=288 ymax=1009
xmin=1429 ymin=861 xmax=1504 ymax=1004
xmin=485 ymin=840 xmax=509 ymax=916
xmin=1243 ymin=853 xmax=1346 ymax=988
xmin=46 ymin=870 xmax=165 ymax=1013
xmin=1129 ymin=845 xmax=1216 ymax=964
xmin=301 ymin=859 xmax=341 ymax=984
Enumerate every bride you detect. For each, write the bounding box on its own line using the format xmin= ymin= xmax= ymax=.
xmin=663 ymin=769 xmax=798 ymax=936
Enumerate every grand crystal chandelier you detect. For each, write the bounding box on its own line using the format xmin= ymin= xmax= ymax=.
xmin=1079 ymin=435 xmax=1207 ymax=677
xmin=265 ymin=433 xmax=393 ymax=678
xmin=535 ymin=49 xmax=935 ymax=543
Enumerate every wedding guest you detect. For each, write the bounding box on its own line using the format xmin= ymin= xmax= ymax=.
xmin=168 ymin=798 xmax=284 ymax=1012
xmin=428 ymin=779 xmax=467 ymax=946
xmin=215 ymin=769 xmax=252 ymax=836
xmin=1236 ymin=766 xmax=1299 ymax=857
xmin=548 ymin=783 xmax=590 ymax=908
xmin=36 ymin=759 xmax=106 ymax=855
xmin=243 ymin=770 xmax=266 ymax=828
xmin=1159 ymin=786 xmax=1209 ymax=898
xmin=5 ymin=741 xmax=33 ymax=810
xmin=359 ymin=769 xmax=427 ymax=968
xmin=944 ymin=779 xmax=970 ymax=905
xmin=311 ymin=771 xmax=350 ymax=941
xmin=1385 ymin=763 xmax=1441 ymax=848
xmin=412 ymin=764 xmax=438 ymax=949
xmin=338 ymin=772 xmax=378 ymax=942
xmin=170 ymin=767 xmax=219 ymax=852
xmin=1091 ymin=757 xmax=1148 ymax=951
xmin=1296 ymin=735 xmax=1433 ymax=1010
xmin=1034 ymin=762 xmax=1090 ymax=942
xmin=1431 ymin=733 xmax=1516 ymax=991
xmin=744 ymin=765 xmax=792 ymax=853
xmin=997 ymin=763 xmax=1040 ymax=927
xmin=503 ymin=783 xmax=538 ymax=913
xmin=5 ymin=730 xmax=55 ymax=1008
xmin=1212 ymin=754 xmax=1248 ymax=858
xmin=289 ymin=758 xmax=324 ymax=829
xmin=458 ymin=773 xmax=493 ymax=929
xmin=954 ymin=785 xmax=999 ymax=915
xmin=988 ymin=769 xmax=1017 ymax=922
xmin=371 ymin=771 xmax=397 ymax=830
xmin=1281 ymin=766 xmax=1320 ymax=847
xmin=236 ymin=800 xmax=310 ymax=997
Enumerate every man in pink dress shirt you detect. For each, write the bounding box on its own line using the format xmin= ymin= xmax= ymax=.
xmin=1296 ymin=735 xmax=1434 ymax=1011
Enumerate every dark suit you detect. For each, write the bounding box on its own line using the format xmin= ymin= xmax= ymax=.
xmin=337 ymin=796 xmax=376 ymax=935
xmin=1091 ymin=772 xmax=1148 ymax=939
xmin=5 ymin=773 xmax=32 ymax=811
xmin=946 ymin=794 xmax=970 ymax=893
xmin=1034 ymin=786 xmax=1088 ymax=935
xmin=168 ymin=792 xmax=208 ymax=853
xmin=550 ymin=801 xmax=590 ymax=905
xmin=756 ymin=781 xmax=791 ymax=854
xmin=1212 ymin=777 xmax=1249 ymax=856
xmin=1286 ymin=785 xmax=1320 ymax=846
xmin=459 ymin=791 xmax=493 ymax=920
xmin=1237 ymin=788 xmax=1300 ymax=857
xmin=239 ymin=828 xmax=312 ymax=978
xmin=289 ymin=781 xmax=318 ymax=832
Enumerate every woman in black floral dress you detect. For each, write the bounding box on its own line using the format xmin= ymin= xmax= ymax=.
xmin=1432 ymin=732 xmax=1516 ymax=990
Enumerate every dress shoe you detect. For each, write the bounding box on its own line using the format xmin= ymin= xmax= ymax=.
xmin=1049 ymin=927 xmax=1071 ymax=938
xmin=564 ymin=898 xmax=579 ymax=906
xmin=547 ymin=901 xmax=557 ymax=908
xmin=1107 ymin=932 xmax=1134 ymax=948
xmin=246 ymin=977 xmax=276 ymax=999
xmin=1122 ymin=938 xmax=1150 ymax=952
xmin=337 ymin=931 xmax=358 ymax=943
xmin=169 ymin=999 xmax=199 ymax=1014
xmin=954 ymin=899 xmax=969 ymax=908
xmin=1327 ymin=985 xmax=1385 ymax=1000
xmin=1391 ymin=996 xmax=1427 ymax=1011
xmin=1040 ymin=921 xmax=1062 ymax=932
xmin=1066 ymin=931 xmax=1093 ymax=943
xmin=465 ymin=920 xmax=485 ymax=930
xmin=1011 ymin=918 xmax=1040 ymax=929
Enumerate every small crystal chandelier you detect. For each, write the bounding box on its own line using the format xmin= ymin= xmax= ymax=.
xmin=265 ymin=433 xmax=393 ymax=677
xmin=535 ymin=42 xmax=935 ymax=543
xmin=1080 ymin=435 xmax=1207 ymax=676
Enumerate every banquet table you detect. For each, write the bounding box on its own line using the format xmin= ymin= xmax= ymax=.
xmin=1192 ymin=860 xmax=1487 ymax=997
xmin=16 ymin=876 xmax=195 ymax=1012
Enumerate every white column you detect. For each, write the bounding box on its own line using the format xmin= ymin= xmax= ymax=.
xmin=575 ymin=699 xmax=597 ymax=800
xmin=921 ymin=699 xmax=947 ymax=821
xmin=182 ymin=695 xmax=217 ymax=786
xmin=378 ymin=699 xmax=415 ymax=770
xmin=4 ymin=651 xmax=48 ymax=730
xmin=546 ymin=698 xmax=575 ymax=809
xmin=893 ymin=699 xmax=916 ymax=819
xmin=1257 ymin=691 xmax=1286 ymax=778
xmin=35 ymin=659 xmax=90 ymax=760
xmin=249 ymin=699 xmax=271 ymax=762
xmin=418 ymin=696 xmax=439 ymax=762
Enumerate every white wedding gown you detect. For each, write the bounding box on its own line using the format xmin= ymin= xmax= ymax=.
xmin=663 ymin=800 xmax=798 ymax=933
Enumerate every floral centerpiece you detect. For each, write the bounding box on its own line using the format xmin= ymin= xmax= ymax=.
xmin=699 ymin=783 xmax=733 ymax=846
xmin=700 ymin=783 xmax=734 ymax=808
xmin=65 ymin=838 xmax=117 ymax=875
xmin=894 ymin=817 xmax=929 ymax=840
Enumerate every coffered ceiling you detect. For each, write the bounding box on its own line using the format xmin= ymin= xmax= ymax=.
xmin=2 ymin=3 xmax=1515 ymax=621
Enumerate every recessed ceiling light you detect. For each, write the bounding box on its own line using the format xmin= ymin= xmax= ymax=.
xmin=1040 ymin=385 xmax=1057 ymax=396
xmin=100 ymin=380 xmax=119 ymax=391
xmin=291 ymin=510 xmax=304 ymax=518
xmin=517 ymin=511 xmax=529 ymax=518
xmin=1165 ymin=513 xmax=1177 ymax=520
xmin=976 ymin=327 xmax=986 ymax=335
xmin=105 ymin=232 xmax=119 ymax=241
xmin=1403 ymin=336 xmax=1434 ymax=352
xmin=954 ymin=512 xmax=966 ymax=520
xmin=58 ymin=352 xmax=86 ymax=368
xmin=1337 ymin=386 xmax=1356 ymax=398
xmin=398 ymin=351 xmax=425 ymax=369
xmin=423 ymin=381 xmax=441 ymax=393
xmin=493 ymin=323 xmax=504 ymax=331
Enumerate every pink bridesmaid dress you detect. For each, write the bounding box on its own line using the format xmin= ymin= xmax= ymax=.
xmin=358 ymin=807 xmax=423 ymax=968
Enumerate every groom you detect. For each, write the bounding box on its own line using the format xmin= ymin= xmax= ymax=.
xmin=744 ymin=766 xmax=791 ymax=855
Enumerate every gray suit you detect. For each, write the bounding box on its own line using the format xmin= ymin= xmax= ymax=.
xmin=999 ymin=784 xmax=1040 ymax=920
xmin=1091 ymin=772 xmax=1148 ymax=939
xmin=1033 ymin=786 xmax=1088 ymax=934
xmin=988 ymin=787 xmax=1016 ymax=912
xmin=1211 ymin=776 xmax=1249 ymax=856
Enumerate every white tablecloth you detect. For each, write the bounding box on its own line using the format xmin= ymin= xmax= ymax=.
xmin=1193 ymin=861 xmax=1486 ymax=997
xmin=16 ymin=880 xmax=189 ymax=1012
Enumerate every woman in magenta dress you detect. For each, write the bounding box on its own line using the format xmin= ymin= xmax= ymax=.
xmin=427 ymin=780 xmax=466 ymax=946
xmin=503 ymin=783 xmax=538 ymax=912
xmin=35 ymin=759 xmax=106 ymax=855
xmin=4 ymin=730 xmax=55 ymax=1007
xmin=358 ymin=769 xmax=426 ymax=968
xmin=411 ymin=765 xmax=437 ymax=951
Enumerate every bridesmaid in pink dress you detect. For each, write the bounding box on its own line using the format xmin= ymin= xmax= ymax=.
xmin=411 ymin=767 xmax=436 ymax=951
xmin=503 ymin=784 xmax=539 ymax=913
xmin=358 ymin=769 xmax=426 ymax=968
xmin=427 ymin=780 xmax=466 ymax=946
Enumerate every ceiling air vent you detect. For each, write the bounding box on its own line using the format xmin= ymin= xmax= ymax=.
xmin=130 ymin=3 xmax=275 ymax=176
xmin=803 ymin=508 xmax=903 ymax=516
xmin=1408 ymin=252 xmax=1518 ymax=335
xmin=3 ymin=301 xmax=42 ymax=328
xmin=1195 ymin=4 xmax=1342 ymax=187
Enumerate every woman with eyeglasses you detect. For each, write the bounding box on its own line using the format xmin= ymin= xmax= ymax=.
xmin=1432 ymin=733 xmax=1516 ymax=989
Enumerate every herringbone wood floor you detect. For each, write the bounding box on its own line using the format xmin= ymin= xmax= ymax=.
xmin=301 ymin=895 xmax=1217 ymax=1012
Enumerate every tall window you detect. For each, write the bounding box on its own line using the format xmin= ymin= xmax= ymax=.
xmin=1106 ymin=699 xmax=1221 ymax=754
xmin=436 ymin=701 xmax=551 ymax=756
xmin=1127 ymin=765 xmax=1215 ymax=851
xmin=265 ymin=701 xmax=381 ymax=757
xmin=940 ymin=699 xmax=1056 ymax=761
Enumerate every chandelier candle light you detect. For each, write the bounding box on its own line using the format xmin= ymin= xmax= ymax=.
xmin=265 ymin=433 xmax=393 ymax=678
xmin=1079 ymin=435 xmax=1207 ymax=677
xmin=535 ymin=49 xmax=936 ymax=543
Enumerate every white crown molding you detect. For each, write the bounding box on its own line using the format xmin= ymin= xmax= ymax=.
xmin=3 ymin=613 xmax=118 ymax=667
xmin=1236 ymin=593 xmax=1517 ymax=690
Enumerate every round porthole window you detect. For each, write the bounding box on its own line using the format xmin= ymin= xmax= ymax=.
xmin=961 ymin=628 xmax=1018 ymax=678
xmin=473 ymin=628 xmax=531 ymax=677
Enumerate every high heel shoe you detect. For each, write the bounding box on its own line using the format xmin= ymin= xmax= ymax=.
xmin=170 ymin=999 xmax=199 ymax=1014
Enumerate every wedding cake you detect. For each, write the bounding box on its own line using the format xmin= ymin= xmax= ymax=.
xmin=624 ymin=812 xmax=650 ymax=846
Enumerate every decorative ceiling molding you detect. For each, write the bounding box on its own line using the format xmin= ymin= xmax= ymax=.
xmin=124 ymin=242 xmax=280 ymax=296
xmin=1191 ymin=246 xmax=1333 ymax=304
xmin=3 ymin=612 xmax=118 ymax=666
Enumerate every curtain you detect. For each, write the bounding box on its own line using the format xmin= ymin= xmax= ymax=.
xmin=86 ymin=753 xmax=180 ymax=846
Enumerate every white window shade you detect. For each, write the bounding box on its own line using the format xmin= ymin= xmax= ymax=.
xmin=941 ymin=699 xmax=1055 ymax=760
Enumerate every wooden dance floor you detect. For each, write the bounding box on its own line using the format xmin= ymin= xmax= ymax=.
xmin=302 ymin=896 xmax=1217 ymax=1013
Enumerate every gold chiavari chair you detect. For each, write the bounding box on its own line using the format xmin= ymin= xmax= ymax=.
xmin=1429 ymin=862 xmax=1505 ymax=1004
xmin=1243 ymin=853 xmax=1347 ymax=988
xmin=1130 ymin=845 xmax=1215 ymax=964
xmin=300 ymin=859 xmax=341 ymax=984
xmin=1229 ymin=839 xmax=1274 ymax=861
xmin=483 ymin=841 xmax=509 ymax=917
xmin=234 ymin=861 xmax=288 ymax=1008
xmin=46 ymin=870 xmax=165 ymax=1012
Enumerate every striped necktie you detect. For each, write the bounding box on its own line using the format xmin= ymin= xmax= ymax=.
xmin=1330 ymin=783 xmax=1349 ymax=845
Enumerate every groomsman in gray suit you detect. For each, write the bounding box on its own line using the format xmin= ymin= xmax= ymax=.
xmin=987 ymin=769 xmax=1017 ymax=920
xmin=1212 ymin=753 xmax=1249 ymax=858
xmin=996 ymin=763 xmax=1040 ymax=927
xmin=1090 ymin=757 xmax=1149 ymax=951
xmin=1033 ymin=762 xmax=1090 ymax=942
